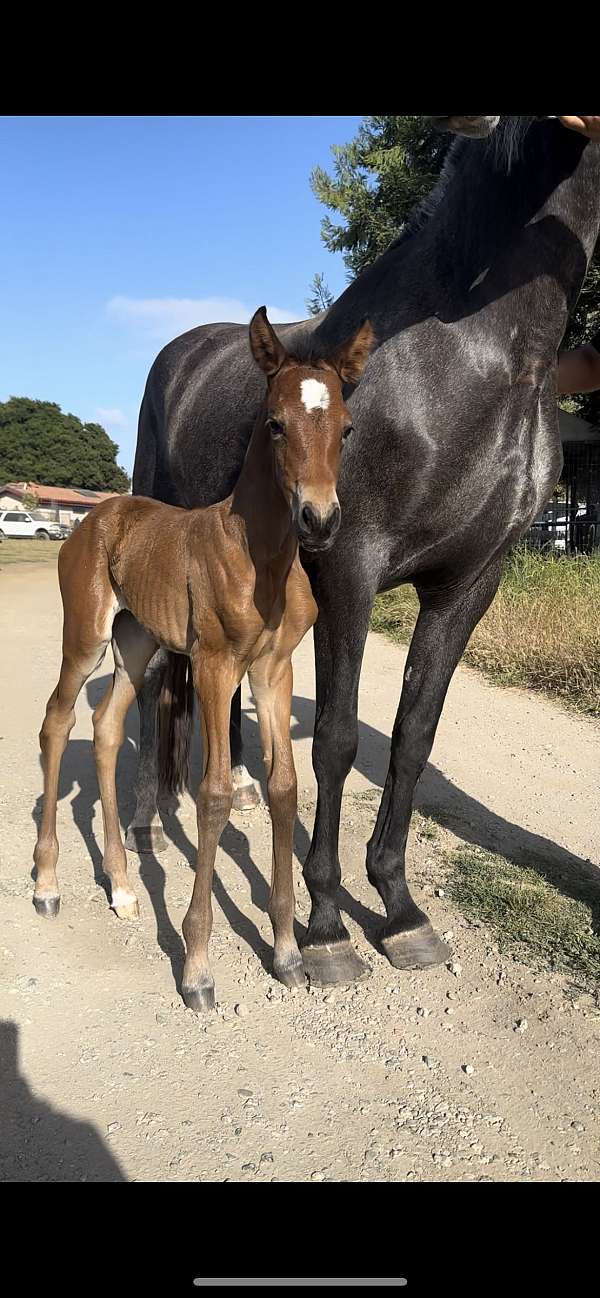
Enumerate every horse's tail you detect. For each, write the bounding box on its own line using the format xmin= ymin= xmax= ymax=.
xmin=158 ymin=653 xmax=195 ymax=794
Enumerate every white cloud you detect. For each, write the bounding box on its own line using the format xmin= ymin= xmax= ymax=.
xmin=96 ymin=406 xmax=129 ymax=430
xmin=106 ymin=295 xmax=300 ymax=345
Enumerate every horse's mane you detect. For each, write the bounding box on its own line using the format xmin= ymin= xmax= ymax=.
xmin=391 ymin=116 xmax=535 ymax=251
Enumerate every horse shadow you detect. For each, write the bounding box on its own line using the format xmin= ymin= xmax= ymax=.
xmin=31 ymin=676 xmax=274 ymax=989
xmin=1 ymin=1020 xmax=127 ymax=1182
xmin=32 ymin=676 xmax=600 ymax=991
xmin=272 ymin=693 xmax=600 ymax=938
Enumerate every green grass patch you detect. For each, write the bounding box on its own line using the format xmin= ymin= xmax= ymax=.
xmin=0 ymin=538 xmax=62 ymax=567
xmin=448 ymin=844 xmax=600 ymax=989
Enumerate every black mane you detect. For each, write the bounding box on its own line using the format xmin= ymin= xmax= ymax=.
xmin=392 ymin=116 xmax=535 ymax=250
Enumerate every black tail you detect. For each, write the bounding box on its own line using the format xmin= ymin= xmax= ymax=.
xmin=158 ymin=653 xmax=195 ymax=794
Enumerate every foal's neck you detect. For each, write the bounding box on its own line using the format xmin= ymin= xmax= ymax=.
xmin=230 ymin=411 xmax=295 ymax=565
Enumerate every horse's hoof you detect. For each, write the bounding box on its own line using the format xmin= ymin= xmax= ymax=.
xmin=301 ymin=938 xmax=371 ymax=987
xmin=125 ymin=824 xmax=167 ymax=854
xmin=231 ymin=774 xmax=261 ymax=813
xmin=113 ymin=898 xmax=140 ymax=921
xmin=273 ymin=952 xmax=307 ymax=990
xmin=182 ymin=980 xmax=216 ymax=1014
xmin=33 ymin=894 xmax=60 ymax=918
xmin=381 ymin=923 xmax=450 ymax=970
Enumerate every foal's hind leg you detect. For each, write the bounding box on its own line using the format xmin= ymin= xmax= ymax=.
xmin=182 ymin=647 xmax=237 ymax=1012
xmin=230 ymin=685 xmax=261 ymax=812
xmin=34 ymin=649 xmax=108 ymax=916
xmin=93 ymin=613 xmax=158 ymax=918
xmin=125 ymin=648 xmax=169 ymax=854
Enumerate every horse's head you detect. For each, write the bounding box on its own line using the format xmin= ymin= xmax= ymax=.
xmin=428 ymin=115 xmax=501 ymax=137
xmin=249 ymin=307 xmax=375 ymax=552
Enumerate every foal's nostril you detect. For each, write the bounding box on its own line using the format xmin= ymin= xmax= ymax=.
xmin=298 ymin=500 xmax=341 ymax=547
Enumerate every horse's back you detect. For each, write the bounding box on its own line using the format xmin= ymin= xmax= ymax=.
xmin=133 ymin=317 xmax=314 ymax=509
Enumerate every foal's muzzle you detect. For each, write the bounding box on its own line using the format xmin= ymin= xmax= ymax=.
xmin=297 ymin=500 xmax=341 ymax=552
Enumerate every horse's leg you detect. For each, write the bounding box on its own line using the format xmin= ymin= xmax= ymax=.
xmin=181 ymin=648 xmax=236 ymax=1012
xmin=93 ymin=613 xmax=158 ymax=919
xmin=249 ymin=655 xmax=304 ymax=989
xmin=34 ymin=645 xmax=108 ymax=916
xmin=367 ymin=561 xmax=502 ymax=968
xmin=301 ymin=560 xmax=378 ymax=986
xmin=230 ymin=683 xmax=261 ymax=812
xmin=125 ymin=648 xmax=169 ymax=853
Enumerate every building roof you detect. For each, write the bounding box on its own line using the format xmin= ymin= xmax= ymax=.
xmin=0 ymin=481 xmax=120 ymax=506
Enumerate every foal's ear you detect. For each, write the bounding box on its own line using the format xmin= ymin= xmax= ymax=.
xmin=249 ymin=306 xmax=288 ymax=378
xmin=328 ymin=317 xmax=376 ymax=386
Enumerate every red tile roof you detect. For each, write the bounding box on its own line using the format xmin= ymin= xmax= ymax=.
xmin=0 ymin=481 xmax=121 ymax=506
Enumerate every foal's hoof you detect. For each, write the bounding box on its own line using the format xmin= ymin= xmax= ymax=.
xmin=111 ymin=888 xmax=139 ymax=920
xmin=113 ymin=898 xmax=140 ymax=921
xmin=182 ymin=980 xmax=216 ymax=1014
xmin=301 ymin=938 xmax=371 ymax=987
xmin=33 ymin=894 xmax=60 ymax=918
xmin=125 ymin=824 xmax=167 ymax=854
xmin=231 ymin=770 xmax=261 ymax=813
xmin=381 ymin=923 xmax=450 ymax=970
xmin=273 ymin=951 xmax=307 ymax=990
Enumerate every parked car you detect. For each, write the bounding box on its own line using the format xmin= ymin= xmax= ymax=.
xmin=31 ymin=511 xmax=71 ymax=539
xmin=0 ymin=509 xmax=68 ymax=540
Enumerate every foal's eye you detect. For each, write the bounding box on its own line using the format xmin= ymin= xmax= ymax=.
xmin=342 ymin=424 xmax=354 ymax=442
xmin=267 ymin=417 xmax=285 ymax=439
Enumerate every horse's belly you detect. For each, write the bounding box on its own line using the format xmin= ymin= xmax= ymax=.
xmin=113 ymin=577 xmax=191 ymax=653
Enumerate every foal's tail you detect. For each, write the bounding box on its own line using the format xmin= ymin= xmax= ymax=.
xmin=158 ymin=653 xmax=195 ymax=794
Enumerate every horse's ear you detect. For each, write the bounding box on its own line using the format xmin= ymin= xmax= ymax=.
xmin=328 ymin=317 xmax=376 ymax=386
xmin=249 ymin=306 xmax=287 ymax=377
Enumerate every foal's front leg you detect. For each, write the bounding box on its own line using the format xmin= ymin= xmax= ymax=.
xmin=181 ymin=647 xmax=237 ymax=1012
xmin=249 ymin=654 xmax=304 ymax=988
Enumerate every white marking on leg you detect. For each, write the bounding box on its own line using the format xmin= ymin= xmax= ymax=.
xmin=232 ymin=764 xmax=253 ymax=791
xmin=301 ymin=378 xmax=330 ymax=412
xmin=111 ymin=887 xmax=137 ymax=909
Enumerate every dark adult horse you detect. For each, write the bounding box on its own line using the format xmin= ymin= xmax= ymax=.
xmin=129 ymin=116 xmax=600 ymax=986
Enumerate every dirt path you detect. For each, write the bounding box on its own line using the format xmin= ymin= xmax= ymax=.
xmin=2 ymin=560 xmax=600 ymax=1182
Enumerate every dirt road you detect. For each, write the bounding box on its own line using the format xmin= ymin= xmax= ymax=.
xmin=1 ymin=559 xmax=599 ymax=1182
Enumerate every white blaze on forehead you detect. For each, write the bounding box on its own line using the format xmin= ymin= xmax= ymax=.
xmin=300 ymin=378 xmax=330 ymax=412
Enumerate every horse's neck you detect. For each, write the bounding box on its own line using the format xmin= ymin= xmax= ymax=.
xmin=428 ymin=127 xmax=600 ymax=305
xmin=230 ymin=417 xmax=295 ymax=564
xmin=321 ymin=124 xmax=600 ymax=341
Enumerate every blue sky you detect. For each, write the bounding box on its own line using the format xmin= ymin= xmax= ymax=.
xmin=0 ymin=115 xmax=363 ymax=474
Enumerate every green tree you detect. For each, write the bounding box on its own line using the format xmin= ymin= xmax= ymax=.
xmin=311 ymin=116 xmax=451 ymax=279
xmin=312 ymin=115 xmax=600 ymax=424
xmin=0 ymin=398 xmax=130 ymax=492
xmin=306 ymin=272 xmax=334 ymax=316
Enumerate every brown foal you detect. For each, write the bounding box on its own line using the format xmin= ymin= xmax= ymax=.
xmin=33 ymin=307 xmax=374 ymax=1010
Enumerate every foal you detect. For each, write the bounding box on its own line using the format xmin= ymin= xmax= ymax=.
xmin=33 ymin=307 xmax=374 ymax=1010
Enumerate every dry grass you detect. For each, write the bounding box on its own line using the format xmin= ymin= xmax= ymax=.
xmin=0 ymin=538 xmax=62 ymax=567
xmin=372 ymin=548 xmax=600 ymax=715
